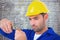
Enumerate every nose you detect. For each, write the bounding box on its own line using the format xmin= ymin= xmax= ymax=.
xmin=30 ymin=19 xmax=35 ymax=26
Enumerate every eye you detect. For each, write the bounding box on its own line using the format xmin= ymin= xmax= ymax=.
xmin=29 ymin=18 xmax=31 ymax=20
xmin=34 ymin=17 xmax=38 ymax=20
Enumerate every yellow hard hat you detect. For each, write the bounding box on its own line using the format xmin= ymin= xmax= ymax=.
xmin=26 ymin=1 xmax=49 ymax=16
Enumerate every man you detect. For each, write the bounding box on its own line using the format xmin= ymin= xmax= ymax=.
xmin=0 ymin=1 xmax=60 ymax=40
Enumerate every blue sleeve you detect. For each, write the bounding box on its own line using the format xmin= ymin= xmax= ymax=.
xmin=0 ymin=28 xmax=15 ymax=40
xmin=22 ymin=29 xmax=35 ymax=40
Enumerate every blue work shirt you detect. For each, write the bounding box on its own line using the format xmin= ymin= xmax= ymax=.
xmin=22 ymin=27 xmax=60 ymax=40
xmin=0 ymin=27 xmax=60 ymax=40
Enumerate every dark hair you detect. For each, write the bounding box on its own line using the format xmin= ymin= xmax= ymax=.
xmin=40 ymin=13 xmax=47 ymax=17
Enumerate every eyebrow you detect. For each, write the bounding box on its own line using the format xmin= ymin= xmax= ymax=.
xmin=29 ymin=16 xmax=38 ymax=20
xmin=33 ymin=16 xmax=38 ymax=19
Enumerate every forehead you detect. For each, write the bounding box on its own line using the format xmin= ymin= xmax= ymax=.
xmin=28 ymin=14 xmax=42 ymax=19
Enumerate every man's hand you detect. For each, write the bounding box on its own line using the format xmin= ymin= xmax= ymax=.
xmin=0 ymin=18 xmax=13 ymax=33
xmin=15 ymin=29 xmax=27 ymax=40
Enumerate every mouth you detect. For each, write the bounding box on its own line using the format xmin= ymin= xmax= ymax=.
xmin=32 ymin=26 xmax=37 ymax=29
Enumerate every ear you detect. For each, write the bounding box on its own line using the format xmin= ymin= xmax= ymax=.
xmin=44 ymin=14 xmax=48 ymax=20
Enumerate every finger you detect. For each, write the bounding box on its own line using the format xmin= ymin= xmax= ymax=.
xmin=0 ymin=18 xmax=13 ymax=33
xmin=0 ymin=21 xmax=8 ymax=33
xmin=0 ymin=19 xmax=11 ymax=33
xmin=3 ymin=19 xmax=13 ymax=33
xmin=6 ymin=21 xmax=12 ymax=33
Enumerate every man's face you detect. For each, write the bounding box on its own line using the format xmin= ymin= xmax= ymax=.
xmin=29 ymin=14 xmax=48 ymax=32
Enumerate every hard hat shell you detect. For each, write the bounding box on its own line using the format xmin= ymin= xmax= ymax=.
xmin=26 ymin=1 xmax=49 ymax=16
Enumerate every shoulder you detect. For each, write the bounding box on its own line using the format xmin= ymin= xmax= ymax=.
xmin=49 ymin=31 xmax=60 ymax=40
xmin=53 ymin=34 xmax=60 ymax=40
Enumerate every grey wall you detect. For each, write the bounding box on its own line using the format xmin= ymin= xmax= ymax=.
xmin=0 ymin=13 xmax=2 ymax=19
xmin=0 ymin=0 xmax=60 ymax=40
